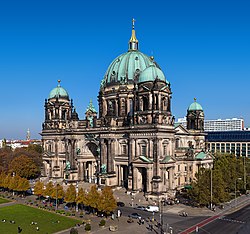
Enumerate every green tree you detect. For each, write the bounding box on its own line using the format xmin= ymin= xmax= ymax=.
xmin=99 ymin=186 xmax=117 ymax=215
xmin=65 ymin=184 xmax=76 ymax=205
xmin=34 ymin=181 xmax=45 ymax=200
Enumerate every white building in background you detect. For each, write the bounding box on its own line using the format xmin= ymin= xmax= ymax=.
xmin=176 ymin=117 xmax=244 ymax=132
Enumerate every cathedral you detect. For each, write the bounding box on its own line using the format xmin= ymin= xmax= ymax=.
xmin=41 ymin=20 xmax=213 ymax=198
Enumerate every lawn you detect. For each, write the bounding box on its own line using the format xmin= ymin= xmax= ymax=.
xmin=0 ymin=204 xmax=80 ymax=234
xmin=0 ymin=198 xmax=10 ymax=204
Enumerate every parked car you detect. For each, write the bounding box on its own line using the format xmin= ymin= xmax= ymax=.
xmin=117 ymin=201 xmax=125 ymax=207
xmin=128 ymin=213 xmax=142 ymax=219
xmin=145 ymin=205 xmax=159 ymax=212
xmin=134 ymin=205 xmax=146 ymax=211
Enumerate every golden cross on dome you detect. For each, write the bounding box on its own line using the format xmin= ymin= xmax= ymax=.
xmin=132 ymin=18 xmax=135 ymax=29
xmin=194 ymin=97 xmax=197 ymax=102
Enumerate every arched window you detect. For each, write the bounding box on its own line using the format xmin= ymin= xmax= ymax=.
xmin=142 ymin=96 xmax=148 ymax=111
xmin=175 ymin=139 xmax=180 ymax=148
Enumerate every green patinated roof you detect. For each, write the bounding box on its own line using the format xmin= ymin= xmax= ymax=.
xmin=138 ymin=65 xmax=167 ymax=83
xmin=86 ymin=99 xmax=97 ymax=113
xmin=48 ymin=81 xmax=69 ymax=100
xmin=139 ymin=156 xmax=153 ymax=163
xmin=188 ymin=100 xmax=203 ymax=111
xmin=174 ymin=123 xmax=181 ymax=128
xmin=195 ymin=152 xmax=207 ymax=160
xmin=102 ymin=51 xmax=155 ymax=88
xmin=162 ymin=156 xmax=172 ymax=163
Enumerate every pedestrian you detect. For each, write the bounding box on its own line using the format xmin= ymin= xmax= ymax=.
xmin=17 ymin=226 xmax=22 ymax=233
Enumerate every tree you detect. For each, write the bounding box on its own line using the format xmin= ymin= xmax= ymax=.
xmin=27 ymin=144 xmax=43 ymax=154
xmin=34 ymin=181 xmax=45 ymax=200
xmin=86 ymin=185 xmax=100 ymax=211
xmin=17 ymin=177 xmax=30 ymax=194
xmin=8 ymin=155 xmax=40 ymax=179
xmin=65 ymin=184 xmax=76 ymax=205
xmin=99 ymin=186 xmax=117 ymax=215
xmin=3 ymin=175 xmax=11 ymax=190
xmin=0 ymin=172 xmax=6 ymax=188
xmin=0 ymin=148 xmax=13 ymax=173
xmin=9 ymin=175 xmax=21 ymax=193
xmin=51 ymin=184 xmax=64 ymax=201
xmin=44 ymin=181 xmax=54 ymax=200
xmin=76 ymin=188 xmax=87 ymax=210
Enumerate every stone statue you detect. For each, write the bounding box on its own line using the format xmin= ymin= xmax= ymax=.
xmin=101 ymin=164 xmax=107 ymax=174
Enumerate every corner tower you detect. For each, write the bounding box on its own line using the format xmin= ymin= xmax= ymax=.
xmin=187 ymin=98 xmax=204 ymax=131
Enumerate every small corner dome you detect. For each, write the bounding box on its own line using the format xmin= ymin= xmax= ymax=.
xmin=48 ymin=81 xmax=69 ymax=100
xmin=188 ymin=99 xmax=203 ymax=111
xmin=138 ymin=65 xmax=167 ymax=83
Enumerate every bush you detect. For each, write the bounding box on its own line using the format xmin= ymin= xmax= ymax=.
xmin=85 ymin=223 xmax=91 ymax=231
xmin=70 ymin=228 xmax=78 ymax=234
xmin=99 ymin=219 xmax=106 ymax=226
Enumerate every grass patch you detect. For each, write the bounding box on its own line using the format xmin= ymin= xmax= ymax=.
xmin=0 ymin=198 xmax=10 ymax=204
xmin=0 ymin=204 xmax=80 ymax=234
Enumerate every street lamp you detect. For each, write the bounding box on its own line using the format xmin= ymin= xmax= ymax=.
xmin=55 ymin=183 xmax=58 ymax=210
xmin=210 ymin=165 xmax=213 ymax=210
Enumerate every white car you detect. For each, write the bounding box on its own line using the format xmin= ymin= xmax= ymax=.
xmin=145 ymin=205 xmax=159 ymax=212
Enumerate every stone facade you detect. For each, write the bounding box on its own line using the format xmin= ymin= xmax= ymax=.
xmin=41 ymin=21 xmax=213 ymax=198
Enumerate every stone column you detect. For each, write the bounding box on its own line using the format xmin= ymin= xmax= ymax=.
xmin=115 ymin=99 xmax=118 ymax=116
xmin=158 ymin=93 xmax=161 ymax=111
xmin=100 ymin=139 xmax=106 ymax=172
xmin=126 ymin=98 xmax=130 ymax=115
xmin=149 ymin=93 xmax=152 ymax=110
xmin=132 ymin=167 xmax=137 ymax=190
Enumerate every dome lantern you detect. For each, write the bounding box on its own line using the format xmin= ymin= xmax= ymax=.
xmin=128 ymin=18 xmax=139 ymax=51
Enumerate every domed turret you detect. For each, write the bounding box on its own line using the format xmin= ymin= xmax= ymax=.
xmin=48 ymin=80 xmax=69 ymax=100
xmin=187 ymin=98 xmax=204 ymax=131
xmin=138 ymin=65 xmax=168 ymax=83
xmin=188 ymin=99 xmax=203 ymax=111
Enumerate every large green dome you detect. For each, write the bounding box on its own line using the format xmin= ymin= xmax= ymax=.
xmin=138 ymin=65 xmax=168 ymax=83
xmin=100 ymin=21 xmax=169 ymax=88
xmin=188 ymin=99 xmax=203 ymax=111
xmin=48 ymin=81 xmax=69 ymax=100
xmin=102 ymin=51 xmax=156 ymax=88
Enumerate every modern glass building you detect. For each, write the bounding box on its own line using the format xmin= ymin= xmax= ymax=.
xmin=206 ymin=131 xmax=250 ymax=157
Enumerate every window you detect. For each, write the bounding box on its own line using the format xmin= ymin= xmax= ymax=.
xmin=122 ymin=145 xmax=126 ymax=155
xmin=141 ymin=145 xmax=147 ymax=156
xmin=178 ymin=165 xmax=180 ymax=171
xmin=163 ymin=145 xmax=167 ymax=155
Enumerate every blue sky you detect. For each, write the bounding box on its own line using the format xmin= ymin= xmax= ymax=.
xmin=0 ymin=0 xmax=249 ymax=139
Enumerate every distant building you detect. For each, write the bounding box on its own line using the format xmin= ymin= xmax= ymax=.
xmin=0 ymin=139 xmax=41 ymax=150
xmin=206 ymin=130 xmax=250 ymax=157
xmin=177 ymin=117 xmax=244 ymax=132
